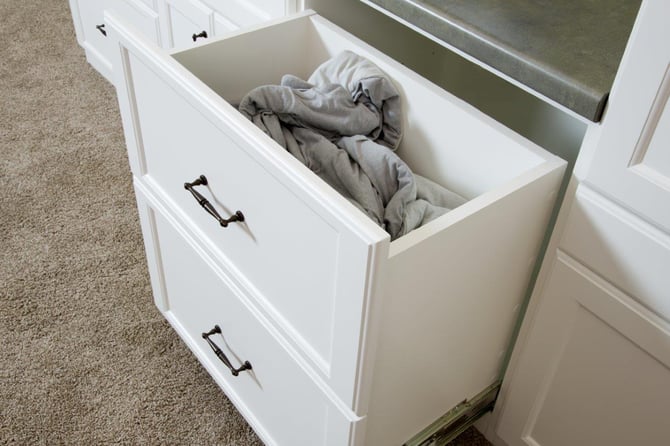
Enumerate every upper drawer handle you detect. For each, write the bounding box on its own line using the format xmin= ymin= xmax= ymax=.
xmin=96 ymin=24 xmax=107 ymax=36
xmin=184 ymin=175 xmax=244 ymax=228
xmin=192 ymin=30 xmax=208 ymax=42
xmin=202 ymin=325 xmax=252 ymax=376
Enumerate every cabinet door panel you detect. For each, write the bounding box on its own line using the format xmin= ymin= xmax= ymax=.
xmin=585 ymin=1 xmax=670 ymax=232
xmin=561 ymin=187 xmax=670 ymax=322
xmin=495 ymin=252 xmax=670 ymax=446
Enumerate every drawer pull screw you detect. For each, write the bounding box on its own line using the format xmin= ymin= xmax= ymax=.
xmin=192 ymin=30 xmax=208 ymax=41
xmin=96 ymin=24 xmax=107 ymax=36
xmin=184 ymin=175 xmax=245 ymax=228
xmin=202 ymin=325 xmax=252 ymax=376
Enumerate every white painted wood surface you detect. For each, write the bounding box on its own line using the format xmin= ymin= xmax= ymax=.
xmin=108 ymin=10 xmax=388 ymax=410
xmin=69 ymin=0 xmax=292 ymax=81
xmin=158 ymin=0 xmax=214 ymax=48
xmin=497 ymin=252 xmax=670 ymax=446
xmin=584 ymin=0 xmax=670 ymax=234
xmin=106 ymin=13 xmax=565 ymax=444
xmin=134 ymin=183 xmax=359 ymax=446
xmin=490 ymin=2 xmax=670 ymax=445
xmin=213 ymin=11 xmax=239 ymax=34
xmin=364 ymin=166 xmax=564 ymax=445
xmin=68 ymin=0 xmax=115 ymax=80
xmin=561 ymin=188 xmax=670 ymax=322
xmin=68 ymin=0 xmax=161 ymax=82
xmin=107 ymin=9 xmax=567 ymax=445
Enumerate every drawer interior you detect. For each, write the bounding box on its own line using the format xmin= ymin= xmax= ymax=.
xmin=171 ymin=13 xmax=553 ymax=204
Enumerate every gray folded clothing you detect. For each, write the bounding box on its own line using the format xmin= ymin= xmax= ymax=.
xmin=238 ymin=51 xmax=466 ymax=240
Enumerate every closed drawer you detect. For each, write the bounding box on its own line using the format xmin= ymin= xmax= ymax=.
xmin=70 ymin=0 xmax=160 ymax=81
xmin=206 ymin=0 xmax=287 ymax=30
xmin=109 ymin=10 xmax=566 ymax=442
xmin=71 ymin=0 xmax=115 ymax=78
xmin=160 ymin=0 xmax=290 ymax=43
xmin=135 ymin=184 xmax=357 ymax=446
xmin=159 ymin=0 xmax=215 ymax=49
xmin=561 ymin=186 xmax=670 ymax=322
xmin=115 ymin=0 xmax=161 ymax=48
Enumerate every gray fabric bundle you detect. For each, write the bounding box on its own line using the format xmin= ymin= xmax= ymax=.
xmin=238 ymin=51 xmax=467 ymax=240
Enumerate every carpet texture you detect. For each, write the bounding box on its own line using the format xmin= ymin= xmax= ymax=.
xmin=0 ymin=0 xmax=492 ymax=444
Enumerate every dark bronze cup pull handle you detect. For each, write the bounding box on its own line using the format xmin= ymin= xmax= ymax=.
xmin=96 ymin=24 xmax=107 ymax=36
xmin=184 ymin=175 xmax=244 ymax=228
xmin=192 ymin=30 xmax=208 ymax=41
xmin=202 ymin=325 xmax=252 ymax=376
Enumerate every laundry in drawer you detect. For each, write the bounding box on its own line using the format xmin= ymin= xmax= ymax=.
xmin=236 ymin=49 xmax=468 ymax=241
xmin=107 ymin=10 xmax=566 ymax=445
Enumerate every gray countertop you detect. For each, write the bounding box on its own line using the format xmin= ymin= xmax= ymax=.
xmin=365 ymin=0 xmax=641 ymax=121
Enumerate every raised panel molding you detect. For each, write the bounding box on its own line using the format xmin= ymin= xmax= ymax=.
xmin=629 ymin=63 xmax=670 ymax=189
xmin=584 ymin=1 xmax=670 ymax=232
xmin=495 ymin=251 xmax=670 ymax=446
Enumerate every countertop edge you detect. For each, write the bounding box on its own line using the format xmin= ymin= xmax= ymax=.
xmin=365 ymin=0 xmax=618 ymax=122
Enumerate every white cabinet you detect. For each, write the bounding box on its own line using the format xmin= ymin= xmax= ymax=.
xmin=67 ymin=0 xmax=670 ymax=444
xmin=106 ymin=9 xmax=564 ymax=445
xmin=489 ymin=2 xmax=670 ymax=445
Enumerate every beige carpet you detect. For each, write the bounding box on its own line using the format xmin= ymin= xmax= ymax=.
xmin=0 ymin=0 xmax=491 ymax=444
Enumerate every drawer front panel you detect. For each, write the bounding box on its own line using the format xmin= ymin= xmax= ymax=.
xmin=75 ymin=0 xmax=160 ymax=77
xmin=159 ymin=0 xmax=214 ymax=49
xmin=109 ymin=12 xmax=387 ymax=407
xmin=76 ymin=0 xmax=115 ymax=69
xmin=136 ymin=188 xmax=355 ymax=446
xmin=205 ymin=0 xmax=286 ymax=27
xmin=115 ymin=0 xmax=161 ymax=46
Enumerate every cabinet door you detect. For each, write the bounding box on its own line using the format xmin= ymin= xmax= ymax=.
xmin=495 ymin=252 xmax=670 ymax=446
xmin=584 ymin=0 xmax=670 ymax=233
xmin=69 ymin=0 xmax=115 ymax=79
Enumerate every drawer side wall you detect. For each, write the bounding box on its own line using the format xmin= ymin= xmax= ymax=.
xmin=363 ymin=164 xmax=565 ymax=445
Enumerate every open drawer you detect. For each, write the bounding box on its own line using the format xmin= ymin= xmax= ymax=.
xmin=107 ymin=10 xmax=566 ymax=445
